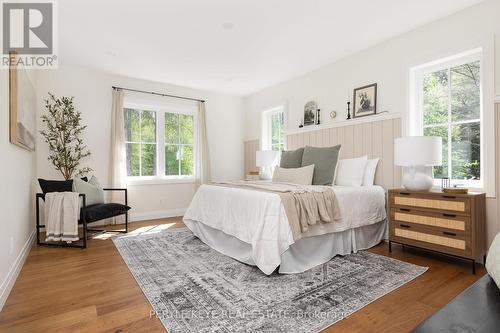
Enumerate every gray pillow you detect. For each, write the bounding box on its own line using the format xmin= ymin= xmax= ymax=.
xmin=301 ymin=145 xmax=341 ymax=185
xmin=72 ymin=176 xmax=105 ymax=206
xmin=280 ymin=147 xmax=304 ymax=168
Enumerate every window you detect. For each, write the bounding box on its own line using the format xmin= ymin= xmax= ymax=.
xmin=124 ymin=102 xmax=197 ymax=183
xmin=412 ymin=52 xmax=482 ymax=187
xmin=262 ymin=107 xmax=285 ymax=151
xmin=165 ymin=112 xmax=194 ymax=177
xmin=124 ymin=109 xmax=157 ymax=177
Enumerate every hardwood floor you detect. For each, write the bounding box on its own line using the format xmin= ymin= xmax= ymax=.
xmin=0 ymin=217 xmax=486 ymax=333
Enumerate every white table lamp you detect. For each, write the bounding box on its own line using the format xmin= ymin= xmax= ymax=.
xmin=395 ymin=136 xmax=442 ymax=191
xmin=256 ymin=150 xmax=278 ymax=180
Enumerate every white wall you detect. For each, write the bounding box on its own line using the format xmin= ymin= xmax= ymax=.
xmin=243 ymin=0 xmax=500 ymax=246
xmin=0 ymin=70 xmax=37 ymax=310
xmin=244 ymin=0 xmax=500 ymax=140
xmin=36 ymin=64 xmax=244 ymax=219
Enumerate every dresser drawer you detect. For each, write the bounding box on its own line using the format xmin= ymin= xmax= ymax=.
xmin=391 ymin=208 xmax=470 ymax=232
xmin=390 ymin=222 xmax=472 ymax=258
xmin=391 ymin=191 xmax=470 ymax=214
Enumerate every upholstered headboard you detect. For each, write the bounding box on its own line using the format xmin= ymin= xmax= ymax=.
xmin=244 ymin=116 xmax=402 ymax=189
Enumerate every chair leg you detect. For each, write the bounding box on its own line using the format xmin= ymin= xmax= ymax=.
xmin=125 ymin=213 xmax=128 ymax=233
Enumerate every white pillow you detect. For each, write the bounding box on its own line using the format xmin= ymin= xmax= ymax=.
xmin=272 ymin=164 xmax=315 ymax=185
xmin=335 ymin=156 xmax=368 ymax=187
xmin=362 ymin=158 xmax=380 ymax=186
xmin=486 ymin=232 xmax=500 ymax=289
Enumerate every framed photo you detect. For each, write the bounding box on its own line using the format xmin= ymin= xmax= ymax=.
xmin=303 ymin=101 xmax=317 ymax=126
xmin=9 ymin=53 xmax=36 ymax=151
xmin=353 ymin=83 xmax=377 ymax=118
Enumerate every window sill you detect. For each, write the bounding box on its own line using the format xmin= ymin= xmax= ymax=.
xmin=127 ymin=177 xmax=196 ymax=186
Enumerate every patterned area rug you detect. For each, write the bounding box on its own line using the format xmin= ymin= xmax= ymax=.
xmin=113 ymin=227 xmax=427 ymax=333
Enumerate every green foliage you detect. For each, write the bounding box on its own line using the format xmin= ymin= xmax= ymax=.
xmin=40 ymin=93 xmax=92 ymax=180
xmin=164 ymin=112 xmax=194 ymax=176
xmin=271 ymin=111 xmax=284 ymax=151
xmin=124 ymin=109 xmax=157 ymax=177
xmin=423 ymin=61 xmax=480 ymax=181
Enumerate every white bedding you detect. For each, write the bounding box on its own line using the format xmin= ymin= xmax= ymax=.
xmin=183 ymin=184 xmax=386 ymax=275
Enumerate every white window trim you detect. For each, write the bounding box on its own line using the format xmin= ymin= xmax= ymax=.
xmin=124 ymin=101 xmax=198 ymax=186
xmin=261 ymin=106 xmax=286 ymax=151
xmin=410 ymin=49 xmax=483 ymax=190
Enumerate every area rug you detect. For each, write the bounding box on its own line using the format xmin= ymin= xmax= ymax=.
xmin=113 ymin=227 xmax=427 ymax=333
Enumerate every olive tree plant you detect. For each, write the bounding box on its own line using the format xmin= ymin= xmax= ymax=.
xmin=40 ymin=93 xmax=92 ymax=180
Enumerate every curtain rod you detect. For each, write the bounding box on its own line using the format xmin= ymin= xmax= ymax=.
xmin=112 ymin=86 xmax=205 ymax=103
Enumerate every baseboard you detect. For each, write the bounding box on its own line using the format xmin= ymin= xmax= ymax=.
xmin=130 ymin=208 xmax=187 ymax=222
xmin=0 ymin=228 xmax=35 ymax=311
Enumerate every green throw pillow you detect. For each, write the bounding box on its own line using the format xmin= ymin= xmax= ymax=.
xmin=301 ymin=145 xmax=341 ymax=185
xmin=280 ymin=147 xmax=304 ymax=168
xmin=72 ymin=176 xmax=105 ymax=206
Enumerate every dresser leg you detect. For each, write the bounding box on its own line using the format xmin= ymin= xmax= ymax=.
xmin=402 ymin=244 xmax=405 ymax=251
xmin=472 ymin=260 xmax=476 ymax=275
xmin=388 ymin=241 xmax=392 ymax=253
xmin=483 ymin=254 xmax=487 ymax=264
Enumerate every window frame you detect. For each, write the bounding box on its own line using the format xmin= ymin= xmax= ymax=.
xmin=262 ymin=106 xmax=286 ymax=151
xmin=410 ymin=50 xmax=483 ymax=189
xmin=124 ymin=101 xmax=198 ymax=185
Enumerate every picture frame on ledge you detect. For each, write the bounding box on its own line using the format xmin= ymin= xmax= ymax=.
xmin=353 ymin=83 xmax=377 ymax=118
xmin=303 ymin=101 xmax=318 ymax=126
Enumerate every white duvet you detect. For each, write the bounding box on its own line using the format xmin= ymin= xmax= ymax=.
xmin=183 ymin=184 xmax=386 ymax=274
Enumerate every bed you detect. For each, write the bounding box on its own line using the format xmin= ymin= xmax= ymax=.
xmin=183 ymin=183 xmax=387 ymax=275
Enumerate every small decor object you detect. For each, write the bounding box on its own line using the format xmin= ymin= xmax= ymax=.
xmin=256 ymin=150 xmax=279 ymax=180
xmin=353 ymin=83 xmax=377 ymax=118
xmin=9 ymin=52 xmax=36 ymax=151
xmin=246 ymin=171 xmax=260 ymax=181
xmin=442 ymin=187 xmax=469 ymax=194
xmin=346 ymin=101 xmax=351 ymax=120
xmin=40 ymin=93 xmax=93 ymax=180
xmin=441 ymin=177 xmax=450 ymax=190
xmin=316 ymin=109 xmax=321 ymax=125
xmin=394 ymin=136 xmax=442 ymax=191
xmin=303 ymin=101 xmax=318 ymax=126
xmin=329 ymin=111 xmax=337 ymax=119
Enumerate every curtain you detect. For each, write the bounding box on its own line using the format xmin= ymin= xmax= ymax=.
xmin=196 ymin=101 xmax=211 ymax=186
xmin=109 ymin=88 xmax=126 ymax=207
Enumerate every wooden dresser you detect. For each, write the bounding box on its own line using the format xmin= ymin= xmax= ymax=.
xmin=388 ymin=189 xmax=486 ymax=273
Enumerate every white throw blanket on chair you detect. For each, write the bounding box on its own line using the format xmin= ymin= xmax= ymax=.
xmin=44 ymin=192 xmax=80 ymax=243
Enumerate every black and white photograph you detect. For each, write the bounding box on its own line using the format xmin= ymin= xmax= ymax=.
xmin=353 ymin=83 xmax=377 ymax=118
xmin=303 ymin=100 xmax=318 ymax=125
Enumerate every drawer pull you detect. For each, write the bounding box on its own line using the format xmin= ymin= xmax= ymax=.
xmin=399 ymin=224 xmax=411 ymax=228
xmin=399 ymin=208 xmax=411 ymax=212
xmin=443 ymin=231 xmax=457 ymax=237
xmin=399 ymin=192 xmax=411 ymax=196
xmin=443 ymin=213 xmax=457 ymax=218
xmin=442 ymin=195 xmax=456 ymax=199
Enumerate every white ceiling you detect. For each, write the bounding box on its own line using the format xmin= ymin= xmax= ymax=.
xmin=59 ymin=0 xmax=483 ymax=96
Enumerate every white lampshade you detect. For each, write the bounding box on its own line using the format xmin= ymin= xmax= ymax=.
xmin=256 ymin=150 xmax=278 ymax=167
xmin=394 ymin=136 xmax=442 ymax=167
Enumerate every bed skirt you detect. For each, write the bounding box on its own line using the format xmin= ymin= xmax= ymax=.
xmin=184 ymin=219 xmax=388 ymax=274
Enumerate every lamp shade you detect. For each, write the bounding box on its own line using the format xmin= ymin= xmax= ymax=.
xmin=256 ymin=150 xmax=278 ymax=167
xmin=394 ymin=136 xmax=442 ymax=166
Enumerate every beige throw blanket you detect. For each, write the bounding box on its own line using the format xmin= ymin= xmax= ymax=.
xmin=44 ymin=192 xmax=80 ymax=243
xmin=213 ymin=181 xmax=341 ymax=241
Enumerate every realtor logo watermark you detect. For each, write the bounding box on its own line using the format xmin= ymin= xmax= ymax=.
xmin=1 ymin=0 xmax=57 ymax=68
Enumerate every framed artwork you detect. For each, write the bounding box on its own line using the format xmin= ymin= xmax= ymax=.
xmin=303 ymin=101 xmax=317 ymax=126
xmin=9 ymin=53 xmax=36 ymax=151
xmin=353 ymin=83 xmax=377 ymax=118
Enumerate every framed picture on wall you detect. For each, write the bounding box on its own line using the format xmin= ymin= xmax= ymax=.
xmin=353 ymin=83 xmax=377 ymax=118
xmin=9 ymin=52 xmax=36 ymax=151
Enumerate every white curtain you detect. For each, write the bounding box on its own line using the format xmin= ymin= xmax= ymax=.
xmin=110 ymin=88 xmax=126 ymax=202
xmin=196 ymin=101 xmax=211 ymax=186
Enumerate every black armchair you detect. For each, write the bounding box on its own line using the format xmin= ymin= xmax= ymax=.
xmin=35 ymin=188 xmax=130 ymax=249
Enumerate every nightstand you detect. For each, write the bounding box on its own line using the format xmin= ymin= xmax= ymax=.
xmin=388 ymin=189 xmax=486 ymax=274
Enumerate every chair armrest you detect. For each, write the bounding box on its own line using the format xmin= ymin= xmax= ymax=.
xmin=102 ymin=188 xmax=128 ymax=205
